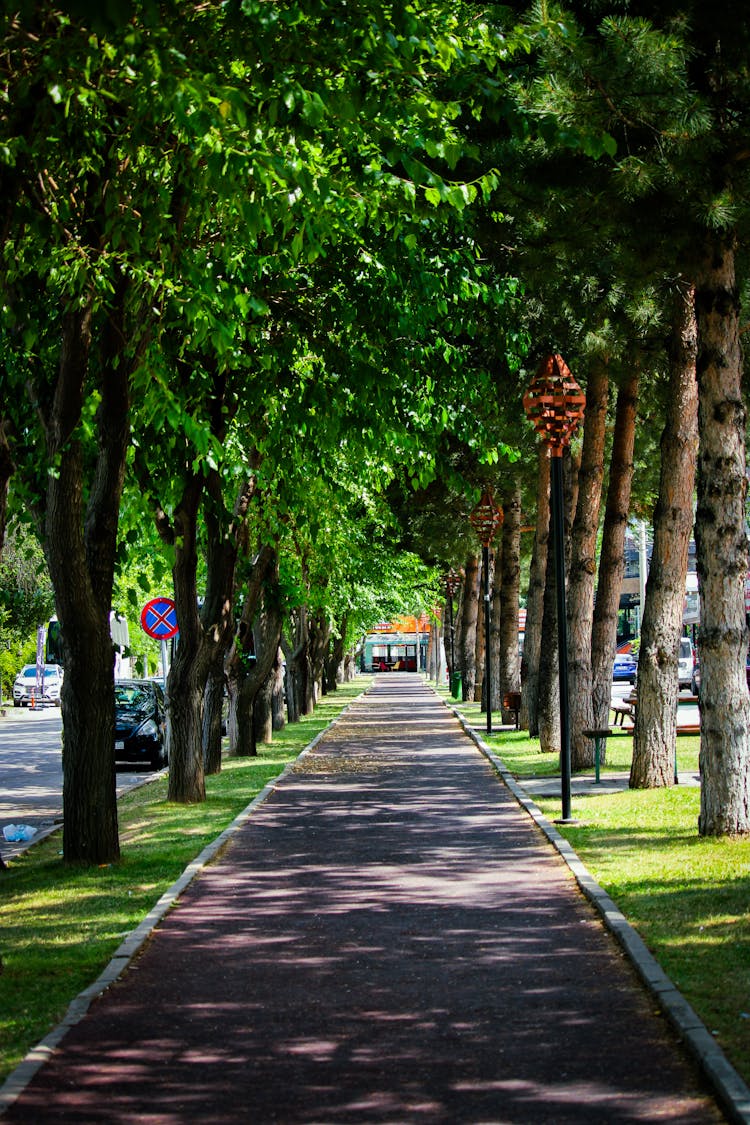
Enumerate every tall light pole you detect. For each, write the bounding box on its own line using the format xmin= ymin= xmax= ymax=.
xmin=470 ymin=489 xmax=504 ymax=734
xmin=523 ymin=355 xmax=585 ymax=822
xmin=443 ymin=568 xmax=462 ymax=697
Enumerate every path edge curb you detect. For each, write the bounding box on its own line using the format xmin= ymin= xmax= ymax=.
xmin=443 ymin=695 xmax=750 ymax=1125
xmin=0 ymin=686 xmax=370 ymax=1116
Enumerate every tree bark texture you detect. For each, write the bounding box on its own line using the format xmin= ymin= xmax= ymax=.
xmin=694 ymin=237 xmax=750 ymax=836
xmin=227 ymin=546 xmax=281 ymax=757
xmin=538 ymin=494 xmax=561 ymax=755
xmin=324 ymin=615 xmax=347 ymax=691
xmin=459 ymin=554 xmax=479 ymax=702
xmin=521 ymin=447 xmax=550 ymax=735
xmin=308 ymin=612 xmax=331 ymax=706
xmin=631 ymin=285 xmax=698 ymax=788
xmin=167 ymin=474 xmax=209 ymax=802
xmin=498 ymin=478 xmax=522 ymax=722
xmin=202 ymin=654 xmax=226 ymax=775
xmin=283 ymin=605 xmax=312 ymax=721
xmin=45 ymin=301 xmax=130 ymax=864
xmin=591 ymin=372 xmax=639 ymax=736
xmin=476 ymin=550 xmax=490 ymax=706
xmin=271 ymin=652 xmax=286 ymax=731
xmin=569 ymin=361 xmax=609 ymax=770
xmin=490 ymin=540 xmax=503 ymax=711
xmin=538 ymin=448 xmax=578 ymax=754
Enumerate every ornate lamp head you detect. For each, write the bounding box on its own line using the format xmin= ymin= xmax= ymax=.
xmin=522 ymin=354 xmax=586 ymax=456
xmin=443 ymin=568 xmax=463 ymax=599
xmin=469 ymin=488 xmax=504 ymax=548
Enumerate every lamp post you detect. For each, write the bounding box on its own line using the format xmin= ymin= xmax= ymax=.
xmin=469 ymin=489 xmax=504 ymax=733
xmin=523 ymin=354 xmax=585 ymax=822
xmin=443 ymin=568 xmax=462 ymax=696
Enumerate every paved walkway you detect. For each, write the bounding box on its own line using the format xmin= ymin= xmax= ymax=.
xmin=2 ymin=676 xmax=730 ymax=1123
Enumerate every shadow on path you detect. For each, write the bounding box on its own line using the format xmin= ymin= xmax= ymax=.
xmin=3 ymin=675 xmax=724 ymax=1123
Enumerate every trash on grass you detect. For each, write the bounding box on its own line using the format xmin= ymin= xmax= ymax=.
xmin=3 ymin=824 xmax=37 ymax=842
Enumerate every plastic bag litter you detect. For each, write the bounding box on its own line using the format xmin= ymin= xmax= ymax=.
xmin=3 ymin=824 xmax=37 ymax=842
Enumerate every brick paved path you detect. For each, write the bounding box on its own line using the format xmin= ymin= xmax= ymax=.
xmin=4 ymin=675 xmax=724 ymax=1123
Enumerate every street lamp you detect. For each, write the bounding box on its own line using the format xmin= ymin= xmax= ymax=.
xmin=469 ymin=488 xmax=504 ymax=733
xmin=523 ymin=354 xmax=585 ymax=822
xmin=443 ymin=568 xmax=463 ymax=696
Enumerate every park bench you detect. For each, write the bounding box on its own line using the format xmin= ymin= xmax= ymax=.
xmin=611 ymin=698 xmax=635 ymax=726
xmin=502 ymin=691 xmax=522 ymax=729
xmin=611 ymin=693 xmax=700 ymax=735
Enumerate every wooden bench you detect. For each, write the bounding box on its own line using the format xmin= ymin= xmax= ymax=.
xmin=612 ymin=692 xmax=700 ymax=735
xmin=502 ymin=691 xmax=522 ymax=729
xmin=611 ymin=700 xmax=634 ymax=726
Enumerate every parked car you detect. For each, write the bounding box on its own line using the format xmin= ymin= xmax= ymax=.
xmin=12 ymin=663 xmax=63 ymax=707
xmin=612 ymin=650 xmax=637 ymax=683
xmin=114 ymin=679 xmax=167 ymax=769
xmin=678 ymin=637 xmax=694 ymax=691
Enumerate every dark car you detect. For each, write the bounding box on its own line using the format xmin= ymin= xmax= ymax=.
xmin=114 ymin=679 xmax=166 ymax=769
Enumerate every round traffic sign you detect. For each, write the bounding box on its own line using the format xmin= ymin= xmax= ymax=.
xmin=140 ymin=597 xmax=179 ymax=640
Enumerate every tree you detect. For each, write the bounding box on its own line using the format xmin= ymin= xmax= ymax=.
xmin=631 ymin=284 xmax=698 ymax=787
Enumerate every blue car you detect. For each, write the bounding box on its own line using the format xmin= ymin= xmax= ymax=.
xmin=612 ymin=651 xmax=637 ymax=683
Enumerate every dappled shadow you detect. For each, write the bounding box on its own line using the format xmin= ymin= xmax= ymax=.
xmin=6 ymin=676 xmax=722 ymax=1123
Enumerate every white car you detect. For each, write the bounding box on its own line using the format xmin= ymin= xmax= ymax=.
xmin=12 ymin=664 xmax=64 ymax=707
xmin=678 ymin=637 xmax=694 ymax=691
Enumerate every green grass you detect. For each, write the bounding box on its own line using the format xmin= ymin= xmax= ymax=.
xmin=442 ymin=687 xmax=750 ymax=1084
xmin=0 ymin=679 xmax=371 ymax=1085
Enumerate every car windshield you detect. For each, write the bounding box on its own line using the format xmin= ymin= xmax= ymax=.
xmin=679 ymin=640 xmax=692 ymax=658
xmin=115 ymin=686 xmax=151 ymax=708
xmin=22 ymin=667 xmax=58 ymax=679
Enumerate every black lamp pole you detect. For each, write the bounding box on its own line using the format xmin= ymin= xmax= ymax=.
xmin=523 ymin=355 xmax=585 ymax=824
xmin=470 ymin=491 xmax=503 ymax=735
xmin=444 ymin=569 xmax=461 ymax=695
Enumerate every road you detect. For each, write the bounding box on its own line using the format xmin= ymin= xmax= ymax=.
xmin=0 ymin=705 xmax=159 ymax=860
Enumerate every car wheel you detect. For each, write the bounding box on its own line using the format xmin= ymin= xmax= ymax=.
xmin=151 ymin=742 xmax=167 ymax=769
xmin=13 ymin=699 xmax=20 ymax=707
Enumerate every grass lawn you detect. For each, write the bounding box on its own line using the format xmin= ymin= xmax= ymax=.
xmin=441 ymin=686 xmax=750 ymax=1086
xmin=0 ymin=678 xmax=371 ymax=1086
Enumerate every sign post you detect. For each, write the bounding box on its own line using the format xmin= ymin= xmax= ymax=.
xmin=140 ymin=598 xmax=179 ymax=689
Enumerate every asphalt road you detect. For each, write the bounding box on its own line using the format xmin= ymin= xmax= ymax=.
xmin=0 ymin=704 xmax=157 ymax=859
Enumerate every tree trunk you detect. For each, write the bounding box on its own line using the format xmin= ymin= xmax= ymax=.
xmin=695 ymin=237 xmax=750 ymax=836
xmin=45 ymin=301 xmax=131 ymax=864
xmin=538 ymin=448 xmax=578 ymax=753
xmin=569 ymin=361 xmax=609 ymax=770
xmin=538 ymin=497 xmax=561 ymax=754
xmin=203 ymin=654 xmax=226 ymax=775
xmin=271 ymin=651 xmax=286 ymax=731
xmin=283 ymin=606 xmax=312 ymax=719
xmin=167 ymin=474 xmax=208 ymax=802
xmin=631 ymin=284 xmax=698 ymax=788
xmin=227 ymin=546 xmax=281 ymax=757
xmin=591 ymin=372 xmax=639 ymax=735
xmin=324 ymin=616 xmax=347 ymax=691
xmin=253 ymin=669 xmax=275 ymax=745
xmin=498 ymin=478 xmax=522 ymax=721
xmin=476 ymin=551 xmax=490 ymax=705
xmin=521 ymin=447 xmax=551 ymax=735
xmin=459 ymin=554 xmax=480 ymax=702
xmin=308 ymin=612 xmax=331 ymax=706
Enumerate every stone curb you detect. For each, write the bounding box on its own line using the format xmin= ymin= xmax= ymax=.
xmin=445 ymin=696 xmax=750 ymax=1125
xmin=0 ymin=691 xmax=366 ymax=1116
